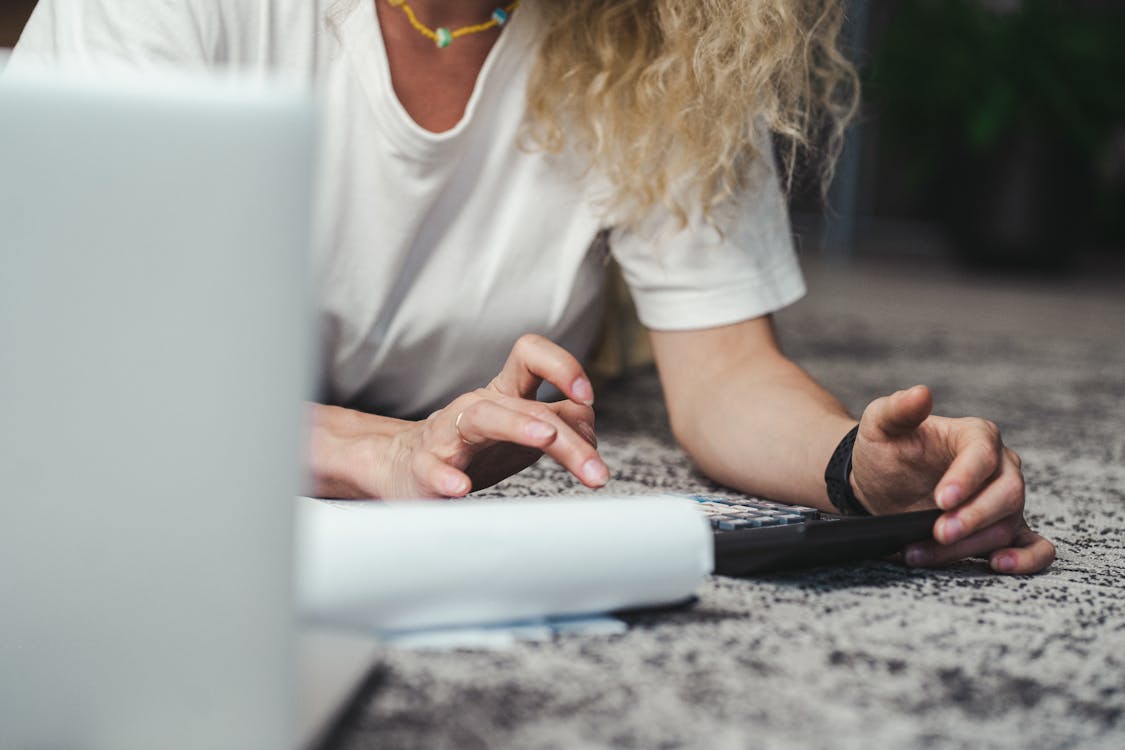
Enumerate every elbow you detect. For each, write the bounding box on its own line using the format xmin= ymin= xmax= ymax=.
xmin=665 ymin=394 xmax=745 ymax=490
xmin=665 ymin=403 xmax=708 ymax=469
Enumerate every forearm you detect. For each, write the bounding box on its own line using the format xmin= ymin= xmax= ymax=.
xmin=650 ymin=318 xmax=856 ymax=511
xmin=668 ymin=355 xmax=855 ymax=509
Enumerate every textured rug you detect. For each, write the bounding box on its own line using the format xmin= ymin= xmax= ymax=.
xmin=332 ymin=266 xmax=1125 ymax=750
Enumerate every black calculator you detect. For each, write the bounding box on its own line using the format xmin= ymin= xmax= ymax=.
xmin=684 ymin=494 xmax=942 ymax=576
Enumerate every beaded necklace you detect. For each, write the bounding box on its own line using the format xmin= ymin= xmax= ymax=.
xmin=388 ymin=0 xmax=520 ymax=49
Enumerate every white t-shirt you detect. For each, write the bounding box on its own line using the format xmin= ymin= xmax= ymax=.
xmin=11 ymin=0 xmax=805 ymax=418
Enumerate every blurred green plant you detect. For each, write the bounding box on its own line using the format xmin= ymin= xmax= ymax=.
xmin=868 ymin=0 xmax=1125 ymax=254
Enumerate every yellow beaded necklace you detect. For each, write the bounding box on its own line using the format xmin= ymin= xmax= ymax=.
xmin=388 ymin=0 xmax=521 ymax=49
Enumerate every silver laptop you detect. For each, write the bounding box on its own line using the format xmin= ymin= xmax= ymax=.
xmin=0 ymin=62 xmax=377 ymax=749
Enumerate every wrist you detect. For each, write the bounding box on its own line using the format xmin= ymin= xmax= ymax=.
xmin=823 ymin=423 xmax=870 ymax=516
xmin=306 ymin=403 xmax=411 ymax=499
xmin=849 ymin=465 xmax=872 ymax=514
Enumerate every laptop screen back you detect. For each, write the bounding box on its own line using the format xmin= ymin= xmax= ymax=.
xmin=0 ymin=68 xmax=315 ymax=749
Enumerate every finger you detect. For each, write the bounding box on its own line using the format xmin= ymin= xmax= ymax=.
xmin=409 ymin=449 xmax=472 ymax=498
xmin=904 ymin=516 xmax=1018 ymax=568
xmin=933 ymin=450 xmax=1024 ymax=545
xmin=863 ymin=385 xmax=933 ymax=439
xmin=989 ymin=525 xmax=1056 ymax=574
xmin=931 ymin=431 xmax=1004 ymax=511
xmin=453 ymin=398 xmax=559 ymax=451
xmin=491 ymin=333 xmax=595 ymax=405
xmin=500 ymin=396 xmax=609 ymax=488
xmin=548 ymin=399 xmax=598 ymax=447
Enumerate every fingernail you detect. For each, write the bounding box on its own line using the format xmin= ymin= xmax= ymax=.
xmin=577 ymin=421 xmax=598 ymax=447
xmin=582 ymin=457 xmax=609 ymax=486
xmin=443 ymin=475 xmax=468 ymax=496
xmin=525 ymin=421 xmax=556 ymax=441
xmin=994 ymin=554 xmax=1016 ymax=573
xmin=572 ymin=377 xmax=594 ymax=406
xmin=941 ymin=517 xmax=965 ymax=543
xmin=905 ymin=546 xmax=931 ymax=567
xmin=937 ymin=485 xmax=962 ymax=510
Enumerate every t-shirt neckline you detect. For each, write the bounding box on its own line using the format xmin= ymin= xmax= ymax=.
xmin=332 ymin=0 xmax=532 ymax=158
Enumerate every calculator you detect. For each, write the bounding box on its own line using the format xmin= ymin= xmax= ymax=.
xmin=684 ymin=494 xmax=942 ymax=576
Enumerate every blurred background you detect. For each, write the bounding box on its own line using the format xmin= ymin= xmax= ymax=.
xmin=805 ymin=0 xmax=1125 ymax=276
xmin=0 ymin=1 xmax=36 ymax=51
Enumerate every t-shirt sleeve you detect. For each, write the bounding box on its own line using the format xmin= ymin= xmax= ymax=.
xmin=609 ymin=149 xmax=806 ymax=332
xmin=7 ymin=0 xmax=217 ymax=72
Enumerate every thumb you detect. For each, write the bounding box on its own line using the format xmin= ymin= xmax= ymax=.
xmin=864 ymin=385 xmax=933 ymax=438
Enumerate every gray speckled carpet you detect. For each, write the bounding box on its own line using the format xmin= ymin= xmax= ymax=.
xmin=333 ymin=257 xmax=1125 ymax=750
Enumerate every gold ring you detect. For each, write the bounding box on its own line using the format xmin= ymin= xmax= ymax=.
xmin=454 ymin=411 xmax=476 ymax=445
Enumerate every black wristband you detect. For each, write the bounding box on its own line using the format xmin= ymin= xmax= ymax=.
xmin=824 ymin=425 xmax=870 ymax=516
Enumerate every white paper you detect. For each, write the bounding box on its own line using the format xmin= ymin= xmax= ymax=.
xmin=296 ymin=496 xmax=713 ymax=634
xmin=376 ymin=616 xmax=629 ymax=650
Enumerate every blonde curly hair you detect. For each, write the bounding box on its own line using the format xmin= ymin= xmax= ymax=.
xmin=525 ymin=0 xmax=859 ymax=227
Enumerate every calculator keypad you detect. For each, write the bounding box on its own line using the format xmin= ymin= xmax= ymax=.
xmin=685 ymin=494 xmax=820 ymax=532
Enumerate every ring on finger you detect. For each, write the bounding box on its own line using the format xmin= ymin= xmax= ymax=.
xmin=454 ymin=411 xmax=477 ymax=446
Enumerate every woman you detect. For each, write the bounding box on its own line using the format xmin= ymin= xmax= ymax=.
xmin=11 ymin=0 xmax=1055 ymax=574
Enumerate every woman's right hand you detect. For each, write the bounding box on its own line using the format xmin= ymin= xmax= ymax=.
xmin=306 ymin=335 xmax=608 ymax=499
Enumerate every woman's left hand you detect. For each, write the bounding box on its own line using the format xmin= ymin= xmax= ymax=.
xmin=850 ymin=385 xmax=1056 ymax=574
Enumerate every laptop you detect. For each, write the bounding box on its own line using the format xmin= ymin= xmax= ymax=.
xmin=0 ymin=63 xmax=376 ymax=749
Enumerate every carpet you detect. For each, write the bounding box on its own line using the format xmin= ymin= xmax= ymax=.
xmin=333 ymin=266 xmax=1125 ymax=750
